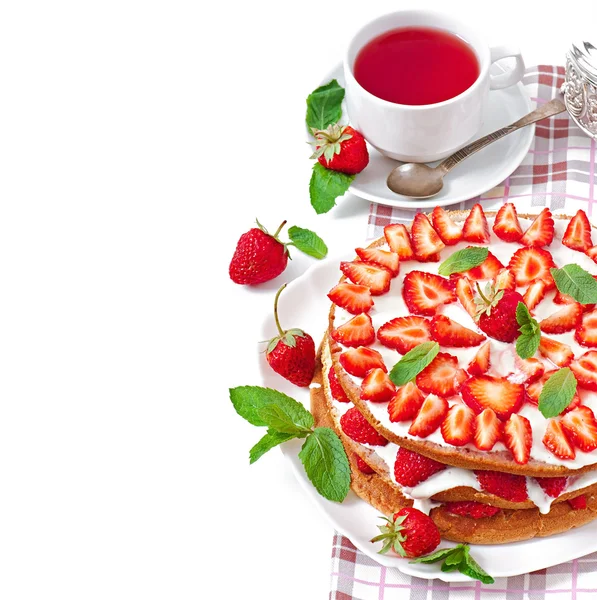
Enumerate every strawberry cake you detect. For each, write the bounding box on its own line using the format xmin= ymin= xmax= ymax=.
xmin=311 ymin=204 xmax=597 ymax=544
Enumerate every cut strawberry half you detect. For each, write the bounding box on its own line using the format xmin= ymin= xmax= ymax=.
xmin=411 ymin=213 xmax=445 ymax=260
xmin=520 ymin=207 xmax=555 ymax=247
xmin=523 ymin=280 xmax=547 ymax=312
xmin=561 ymin=406 xmax=597 ymax=452
xmin=540 ymin=303 xmax=583 ymax=334
xmin=461 ymin=375 xmax=525 ymax=421
xmin=431 ymin=206 xmax=462 ymax=245
xmin=494 ymin=268 xmax=516 ymax=291
xmin=462 ymin=250 xmax=503 ymax=281
xmin=570 ymin=350 xmax=597 ymax=390
xmin=508 ymin=247 xmax=556 ymax=288
xmin=503 ymin=414 xmax=532 ymax=464
xmin=339 ymin=347 xmax=386 ymax=378
xmin=402 ymin=271 xmax=456 ymax=316
xmin=543 ymin=418 xmax=576 ymax=460
xmin=408 ymin=394 xmax=449 ymax=438
xmin=554 ymin=290 xmax=576 ymax=305
xmin=569 ymin=495 xmax=588 ymax=510
xmin=340 ymin=407 xmax=388 ymax=446
xmin=328 ymin=282 xmax=374 ymax=315
xmin=384 ymin=223 xmax=414 ymax=260
xmin=328 ymin=368 xmax=350 ymax=402
xmin=331 ymin=313 xmax=375 ymax=347
xmin=525 ymin=369 xmax=581 ymax=411
xmin=340 ymin=261 xmax=391 ymax=295
xmin=492 ymin=202 xmax=523 ymax=242
xmin=388 ymin=382 xmax=425 ymax=422
xmin=360 ymin=368 xmax=396 ymax=402
xmin=475 ymin=470 xmax=528 ymax=502
xmin=474 ymin=408 xmax=502 ymax=451
xmin=430 ymin=314 xmax=486 ymax=348
xmin=455 ymin=276 xmax=477 ymax=318
xmin=468 ymin=341 xmax=491 ymax=376
xmin=538 ymin=336 xmax=574 ymax=367
xmin=462 ymin=203 xmax=490 ymax=243
xmin=393 ymin=447 xmax=446 ymax=487
xmin=355 ymin=247 xmax=400 ymax=277
xmin=586 ymin=246 xmax=597 ymax=264
xmin=441 ymin=403 xmax=475 ymax=446
xmin=444 ymin=501 xmax=500 ymax=519
xmin=377 ymin=316 xmax=431 ymax=355
xmin=416 ymin=353 xmax=468 ymax=397
xmin=536 ymin=477 xmax=568 ymax=498
xmin=510 ymin=356 xmax=545 ymax=384
xmin=562 ymin=209 xmax=592 ymax=251
xmin=575 ymin=308 xmax=597 ymax=347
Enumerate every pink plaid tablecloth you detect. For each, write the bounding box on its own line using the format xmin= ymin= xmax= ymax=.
xmin=330 ymin=65 xmax=597 ymax=599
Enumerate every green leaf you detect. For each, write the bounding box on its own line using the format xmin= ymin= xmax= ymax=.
xmin=249 ymin=429 xmax=296 ymax=464
xmin=538 ymin=368 xmax=578 ymax=418
xmin=288 ymin=226 xmax=328 ymax=259
xmin=298 ymin=427 xmax=350 ymax=502
xmin=309 ymin=163 xmax=354 ymax=214
xmin=441 ymin=561 xmax=461 ymax=572
xmin=551 ymin=265 xmax=597 ymax=304
xmin=306 ymin=79 xmax=345 ymax=131
xmin=438 ymin=247 xmax=488 ymax=276
xmin=389 ymin=342 xmax=440 ymax=386
xmin=257 ymin=403 xmax=314 ymax=435
xmin=460 ymin=547 xmax=495 ymax=584
xmin=410 ymin=546 xmax=460 ymax=564
xmin=444 ymin=547 xmax=465 ymax=566
xmin=515 ymin=302 xmax=541 ymax=359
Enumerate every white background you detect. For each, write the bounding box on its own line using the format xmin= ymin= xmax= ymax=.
xmin=0 ymin=0 xmax=594 ymax=598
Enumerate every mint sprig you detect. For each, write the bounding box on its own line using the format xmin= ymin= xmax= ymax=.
xmin=306 ymin=79 xmax=345 ymax=131
xmin=309 ymin=163 xmax=354 ymax=214
xmin=287 ymin=226 xmax=328 ymax=259
xmin=515 ymin=302 xmax=541 ymax=359
xmin=389 ymin=342 xmax=440 ymax=386
xmin=551 ymin=265 xmax=597 ymax=304
xmin=229 ymin=385 xmax=351 ymax=502
xmin=538 ymin=368 xmax=578 ymax=418
xmin=438 ymin=247 xmax=488 ymax=276
xmin=410 ymin=544 xmax=494 ymax=584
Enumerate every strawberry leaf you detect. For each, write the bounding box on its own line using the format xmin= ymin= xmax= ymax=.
xmin=515 ymin=302 xmax=541 ymax=359
xmin=538 ymin=368 xmax=578 ymax=418
xmin=551 ymin=265 xmax=597 ymax=304
xmin=306 ymin=79 xmax=345 ymax=131
xmin=438 ymin=247 xmax=488 ymax=276
xmin=389 ymin=342 xmax=440 ymax=386
xmin=288 ymin=226 xmax=328 ymax=259
xmin=249 ymin=429 xmax=296 ymax=464
xmin=309 ymin=163 xmax=354 ymax=214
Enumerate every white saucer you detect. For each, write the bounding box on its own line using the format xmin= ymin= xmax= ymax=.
xmin=312 ymin=64 xmax=534 ymax=210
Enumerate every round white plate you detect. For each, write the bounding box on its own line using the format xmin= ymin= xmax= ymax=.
xmin=259 ymin=258 xmax=597 ymax=582
xmin=310 ymin=64 xmax=534 ymax=210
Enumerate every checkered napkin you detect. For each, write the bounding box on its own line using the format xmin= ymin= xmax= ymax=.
xmin=330 ymin=65 xmax=597 ymax=599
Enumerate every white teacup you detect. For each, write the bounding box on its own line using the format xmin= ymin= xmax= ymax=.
xmin=343 ymin=10 xmax=525 ymax=163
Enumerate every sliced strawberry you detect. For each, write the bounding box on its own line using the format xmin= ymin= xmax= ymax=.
xmin=355 ymin=247 xmax=400 ymax=277
xmin=377 ymin=316 xmax=431 ymax=355
xmin=340 ymin=407 xmax=388 ymax=446
xmin=508 ymin=247 xmax=556 ymax=288
xmin=586 ymin=245 xmax=597 ymax=264
xmin=475 ymin=470 xmax=528 ymax=502
xmin=562 ymin=209 xmax=592 ymax=251
xmin=569 ymin=495 xmax=588 ymax=510
xmin=411 ymin=213 xmax=445 ymax=260
xmin=455 ymin=276 xmax=477 ymax=318
xmin=328 ymin=368 xmax=349 ymax=402
xmin=388 ymin=382 xmax=425 ymax=422
xmin=340 ymin=261 xmax=391 ymax=295
xmin=523 ymin=280 xmax=547 ymax=312
xmin=328 ymin=282 xmax=374 ymax=315
xmin=554 ymin=289 xmax=577 ymax=305
xmin=431 ymin=206 xmax=462 ymax=245
xmin=462 ymin=250 xmax=503 ymax=281
xmin=503 ymin=413 xmax=532 ymax=464
xmin=354 ymin=455 xmax=375 ymax=474
xmin=561 ymin=406 xmax=597 ymax=452
xmin=494 ymin=268 xmax=516 ymax=291
xmin=360 ymin=368 xmax=396 ymax=402
xmin=462 ymin=203 xmax=490 ymax=243
xmin=430 ymin=315 xmax=485 ymax=348
xmin=474 ymin=408 xmax=502 ymax=451
xmin=526 ymin=370 xmax=581 ymax=410
xmin=543 ymin=418 xmax=576 ymax=460
xmin=402 ymin=271 xmax=456 ymax=316
xmin=393 ymin=447 xmax=446 ymax=487
xmin=339 ymin=347 xmax=386 ymax=378
xmin=539 ymin=336 xmax=574 ymax=367
xmin=575 ymin=308 xmax=597 ymax=347
xmin=441 ymin=403 xmax=475 ymax=446
xmin=468 ymin=341 xmax=490 ymax=376
xmin=408 ymin=394 xmax=449 ymax=438
xmin=461 ymin=375 xmax=524 ymax=421
xmin=570 ymin=350 xmax=597 ymax=390
xmin=520 ymin=207 xmax=555 ymax=247
xmin=493 ymin=202 xmax=523 ymax=242
xmin=510 ymin=356 xmax=544 ymax=384
xmin=331 ymin=313 xmax=375 ymax=347
xmin=416 ymin=353 xmax=468 ymax=397
xmin=384 ymin=223 xmax=414 ymax=260
xmin=536 ymin=477 xmax=568 ymax=498
xmin=444 ymin=501 xmax=500 ymax=518
xmin=540 ymin=303 xmax=583 ymax=334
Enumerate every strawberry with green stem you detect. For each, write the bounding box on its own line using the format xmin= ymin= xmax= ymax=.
xmin=475 ymin=281 xmax=524 ymax=343
xmin=311 ymin=123 xmax=369 ymax=174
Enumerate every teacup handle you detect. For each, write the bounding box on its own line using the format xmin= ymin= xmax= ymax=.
xmin=489 ymin=45 xmax=526 ymax=90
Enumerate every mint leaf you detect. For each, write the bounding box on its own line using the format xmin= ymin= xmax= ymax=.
xmin=288 ymin=226 xmax=328 ymax=259
xmin=538 ymin=368 xmax=578 ymax=418
xmin=298 ymin=427 xmax=350 ymax=502
xmin=551 ymin=265 xmax=597 ymax=304
xmin=306 ymin=80 xmax=345 ymax=131
xmin=389 ymin=342 xmax=439 ymax=386
xmin=460 ymin=546 xmax=495 ymax=584
xmin=438 ymin=247 xmax=488 ymax=276
xmin=249 ymin=429 xmax=296 ymax=464
xmin=309 ymin=163 xmax=354 ymax=214
xmin=410 ymin=546 xmax=460 ymax=564
xmin=515 ymin=302 xmax=541 ymax=359
xmin=257 ymin=402 xmax=314 ymax=435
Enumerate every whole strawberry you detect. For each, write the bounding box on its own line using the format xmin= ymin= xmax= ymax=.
xmin=311 ymin=124 xmax=369 ymax=174
xmin=371 ymin=508 xmax=441 ymax=558
xmin=229 ymin=220 xmax=289 ymax=285
xmin=266 ymin=284 xmax=316 ymax=387
xmin=475 ymin=283 xmax=524 ymax=343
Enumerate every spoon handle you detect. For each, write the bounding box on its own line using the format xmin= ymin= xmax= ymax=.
xmin=439 ymin=98 xmax=566 ymax=174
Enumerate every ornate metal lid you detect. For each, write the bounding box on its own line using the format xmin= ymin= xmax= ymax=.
xmin=569 ymin=41 xmax=597 ymax=86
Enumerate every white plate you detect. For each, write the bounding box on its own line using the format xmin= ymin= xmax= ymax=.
xmin=310 ymin=64 xmax=534 ymax=210
xmin=258 ymin=258 xmax=597 ymax=582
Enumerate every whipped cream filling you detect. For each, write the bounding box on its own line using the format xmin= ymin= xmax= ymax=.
xmin=333 ymin=217 xmax=597 ymax=469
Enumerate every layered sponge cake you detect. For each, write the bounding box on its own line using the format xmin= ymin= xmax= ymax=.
xmin=311 ymin=204 xmax=597 ymax=544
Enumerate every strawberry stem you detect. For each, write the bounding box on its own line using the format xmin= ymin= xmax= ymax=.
xmin=476 ymin=281 xmax=490 ymax=305
xmin=273 ymin=220 xmax=287 ymax=239
xmin=273 ymin=283 xmax=288 ymax=337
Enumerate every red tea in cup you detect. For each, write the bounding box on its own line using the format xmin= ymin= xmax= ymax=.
xmin=353 ymin=27 xmax=480 ymax=105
